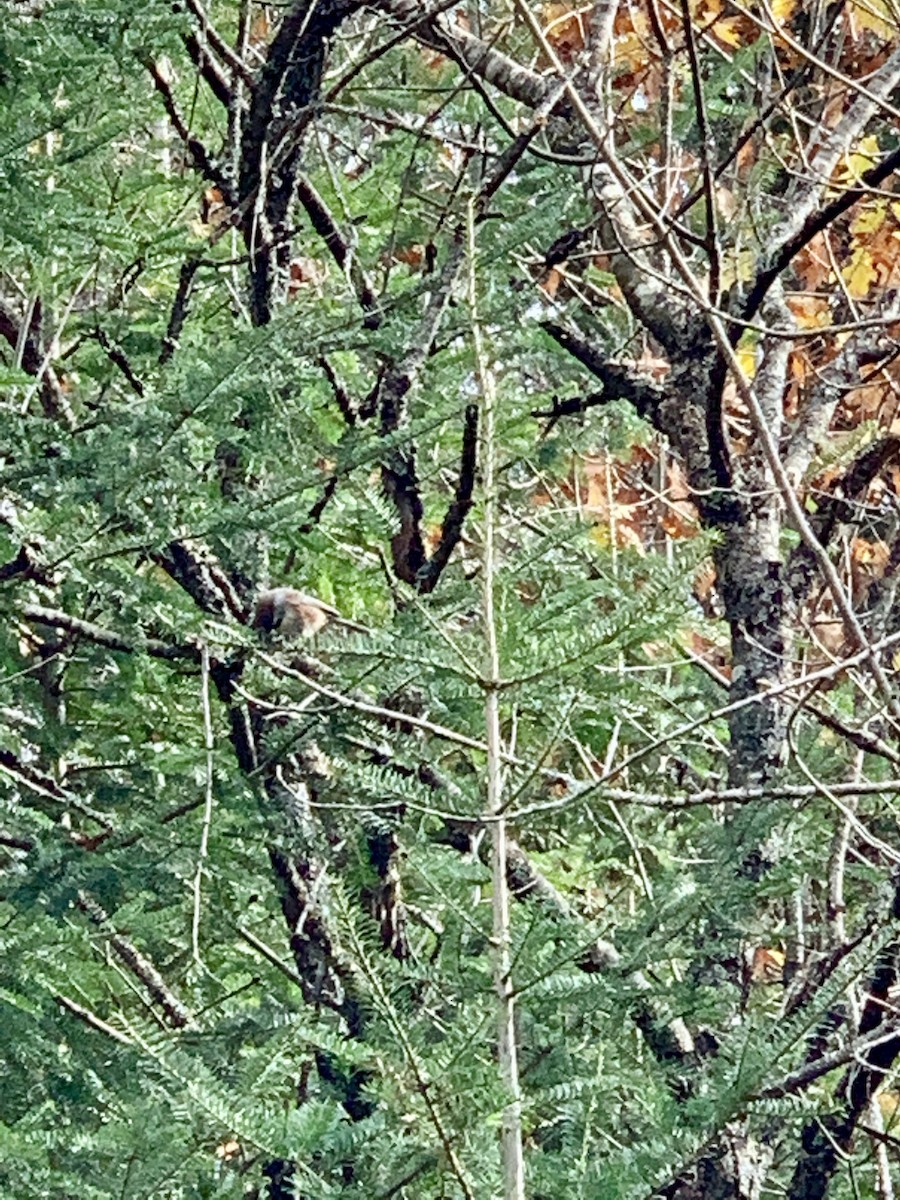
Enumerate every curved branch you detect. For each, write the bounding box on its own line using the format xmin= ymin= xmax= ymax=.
xmin=417 ymin=402 xmax=478 ymax=593
xmin=541 ymin=321 xmax=666 ymax=419
xmin=377 ymin=0 xmax=551 ymax=109
xmin=742 ymin=143 xmax=900 ymax=321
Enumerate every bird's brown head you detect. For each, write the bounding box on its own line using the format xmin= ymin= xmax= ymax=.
xmin=250 ymin=588 xmax=330 ymax=638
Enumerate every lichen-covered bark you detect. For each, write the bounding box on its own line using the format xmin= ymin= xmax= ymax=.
xmin=238 ymin=1 xmax=364 ymax=325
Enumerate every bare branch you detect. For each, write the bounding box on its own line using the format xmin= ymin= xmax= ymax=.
xmin=417 ymin=402 xmax=478 ymax=593
xmin=317 ymin=354 xmax=358 ymax=425
xmin=181 ymin=0 xmax=254 ymax=85
xmin=143 ymin=56 xmax=230 ymax=194
xmin=151 ymin=539 xmax=249 ymax=621
xmin=55 ymin=994 xmax=133 ymax=1046
xmin=295 ymin=174 xmax=379 ymax=322
xmin=541 ymin=322 xmax=666 ymax=418
xmin=377 ymin=0 xmax=551 ymax=109
xmin=76 ymin=892 xmax=196 ymax=1030
xmin=380 ymin=238 xmax=465 ymax=584
xmin=159 ymin=258 xmax=200 ymax=365
xmin=0 ymin=297 xmax=75 ymax=426
xmin=0 ymin=541 xmax=51 ymax=585
xmin=22 ymin=603 xmax=201 ymax=662
xmin=90 ymin=327 xmax=144 ymax=396
xmin=0 ymin=747 xmax=111 ymax=828
xmin=785 ymin=301 xmax=900 ymax=484
xmin=183 ymin=31 xmax=233 ymax=108
xmin=743 ymin=138 xmax=900 ymax=320
xmin=788 ymin=883 xmax=900 ymax=1200
xmin=679 ymin=0 xmax=720 ymax=300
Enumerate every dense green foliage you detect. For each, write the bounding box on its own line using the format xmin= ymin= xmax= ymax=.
xmin=2 ymin=2 xmax=900 ymax=1198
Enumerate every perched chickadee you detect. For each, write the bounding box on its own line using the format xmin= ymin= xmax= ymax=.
xmin=250 ymin=587 xmax=366 ymax=638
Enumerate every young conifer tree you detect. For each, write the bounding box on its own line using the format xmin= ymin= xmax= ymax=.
xmin=2 ymin=4 xmax=900 ymax=1200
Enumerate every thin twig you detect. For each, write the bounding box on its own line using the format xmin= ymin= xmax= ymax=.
xmin=55 ymin=994 xmax=133 ymax=1046
xmin=191 ymin=644 xmax=215 ymax=963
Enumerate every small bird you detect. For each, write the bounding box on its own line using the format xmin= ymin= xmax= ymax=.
xmin=250 ymin=587 xmax=366 ymax=638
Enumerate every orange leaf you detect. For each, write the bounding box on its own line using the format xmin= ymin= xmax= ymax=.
xmin=539 ymin=266 xmax=563 ymax=298
xmin=793 ymin=233 xmax=833 ymax=290
xmin=785 ymin=294 xmax=831 ymax=329
xmin=288 ymin=256 xmax=327 ymax=296
xmin=749 ymin=945 xmax=785 ymax=984
xmin=248 ymin=12 xmax=270 ymax=46
xmin=393 ymin=243 xmax=426 ymax=268
xmin=542 ymin=3 xmax=587 ymax=61
xmin=200 ymin=187 xmax=229 ymax=229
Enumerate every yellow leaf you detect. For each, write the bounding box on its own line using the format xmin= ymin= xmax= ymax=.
xmin=712 ymin=15 xmax=746 ymax=46
xmin=720 ymin=247 xmax=758 ymax=288
xmin=842 ymin=246 xmax=878 ymax=299
xmin=691 ymin=0 xmax=724 ymax=21
xmin=849 ymin=0 xmax=896 ymax=39
xmin=850 ymin=200 xmax=887 ymax=237
xmin=769 ymin=0 xmax=797 ymax=23
xmin=836 ymin=134 xmax=880 ymax=183
xmin=878 ymin=1089 xmax=900 ymax=1122
xmin=737 ymin=336 xmax=757 ymax=379
xmin=541 ymin=2 xmax=587 ymax=60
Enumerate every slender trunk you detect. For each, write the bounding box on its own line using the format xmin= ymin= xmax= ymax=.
xmin=716 ymin=522 xmax=789 ymax=789
xmin=468 ymin=199 xmax=526 ymax=1200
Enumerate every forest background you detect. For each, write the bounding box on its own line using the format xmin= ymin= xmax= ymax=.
xmin=3 ymin=1 xmax=900 ymax=1198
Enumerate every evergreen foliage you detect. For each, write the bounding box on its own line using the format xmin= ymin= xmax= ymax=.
xmin=2 ymin=2 xmax=900 ymax=1198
